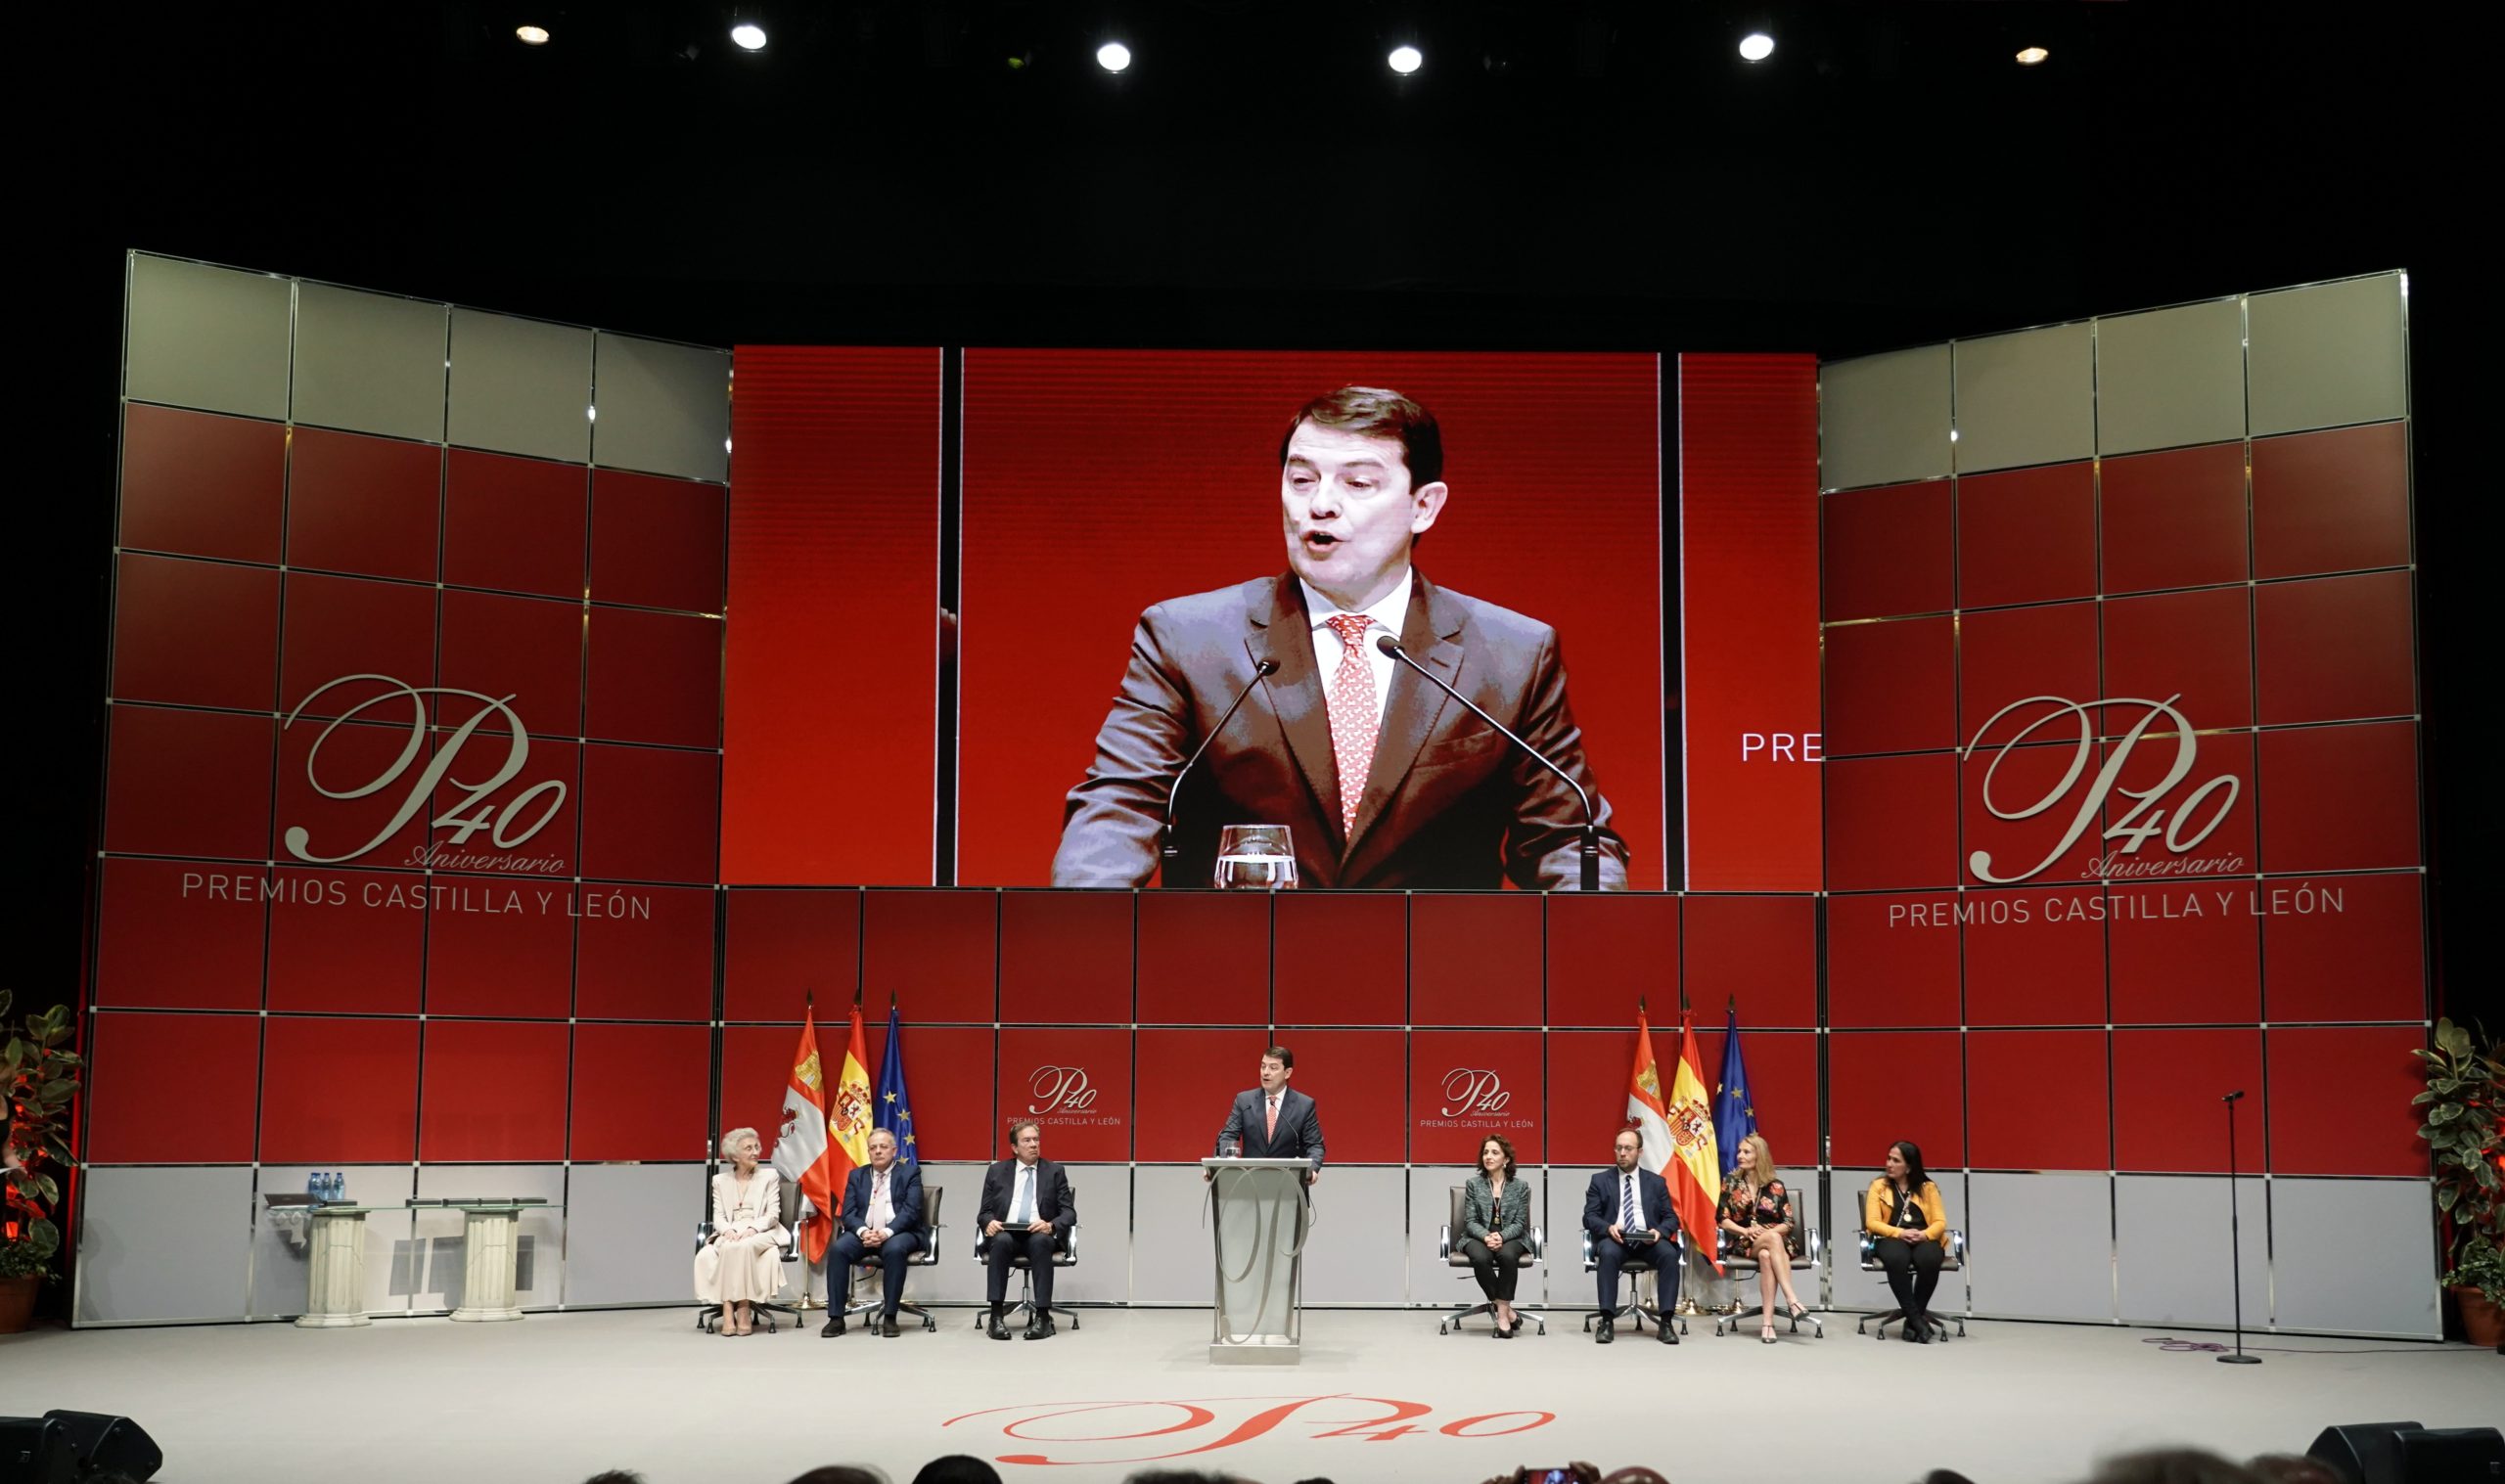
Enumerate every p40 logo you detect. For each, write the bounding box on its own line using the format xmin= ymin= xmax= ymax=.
xmin=1964 ymin=695 xmax=2242 ymax=884
xmin=281 ymin=675 xmax=569 ymax=869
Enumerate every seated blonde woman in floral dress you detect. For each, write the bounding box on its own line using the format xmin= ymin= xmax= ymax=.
xmin=1716 ymin=1132 xmax=1805 ymax=1342
xmin=694 ymin=1126 xmax=785 ymax=1334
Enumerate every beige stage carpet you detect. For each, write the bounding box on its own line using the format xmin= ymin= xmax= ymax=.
xmin=3 ymin=1307 xmax=2495 ymax=1483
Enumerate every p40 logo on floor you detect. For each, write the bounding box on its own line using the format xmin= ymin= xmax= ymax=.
xmin=280 ymin=674 xmax=571 ymax=874
xmin=944 ymin=1395 xmax=1554 ymax=1466
xmin=1963 ymin=694 xmax=2244 ymax=884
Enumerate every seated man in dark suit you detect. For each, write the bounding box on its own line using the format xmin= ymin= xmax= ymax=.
xmin=1050 ymin=384 xmax=1629 ymax=891
xmin=1213 ymin=1046 xmax=1324 ymax=1184
xmin=822 ymin=1129 xmax=926 ymax=1337
xmin=1583 ymin=1127 xmax=1681 ymax=1345
xmin=979 ymin=1118 xmax=1077 ymax=1341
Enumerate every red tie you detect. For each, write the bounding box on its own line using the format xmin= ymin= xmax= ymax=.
xmin=1265 ymin=1096 xmax=1279 ymax=1140
xmin=1323 ymin=613 xmax=1379 ymax=836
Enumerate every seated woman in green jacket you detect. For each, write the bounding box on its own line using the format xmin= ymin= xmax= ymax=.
xmin=1463 ymin=1133 xmax=1534 ymax=1338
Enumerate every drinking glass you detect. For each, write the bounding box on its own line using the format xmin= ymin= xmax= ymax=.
xmin=1212 ymin=824 xmax=1298 ymax=890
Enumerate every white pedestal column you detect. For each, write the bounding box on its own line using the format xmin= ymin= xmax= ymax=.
xmin=296 ymin=1207 xmax=373 ymax=1329
xmin=448 ymin=1204 xmax=527 ymax=1323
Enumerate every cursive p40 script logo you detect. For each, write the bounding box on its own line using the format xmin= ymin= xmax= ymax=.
xmin=1439 ymin=1069 xmax=1512 ymax=1119
xmin=1027 ymin=1065 xmax=1100 ymax=1116
xmin=281 ymin=674 xmax=569 ymax=868
xmin=1965 ymin=695 xmax=2241 ymax=885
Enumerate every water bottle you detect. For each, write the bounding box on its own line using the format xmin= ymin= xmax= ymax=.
xmin=333 ymin=1171 xmax=347 ymax=1205
xmin=307 ymin=1170 xmax=323 ymax=1205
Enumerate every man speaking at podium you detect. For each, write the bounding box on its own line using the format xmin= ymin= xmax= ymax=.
xmin=1050 ymin=384 xmax=1628 ymax=891
xmin=1216 ymin=1047 xmax=1324 ymax=1184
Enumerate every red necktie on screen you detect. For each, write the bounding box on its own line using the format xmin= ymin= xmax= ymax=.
xmin=1323 ymin=613 xmax=1379 ymax=836
xmin=1266 ymin=1095 xmax=1279 ymax=1140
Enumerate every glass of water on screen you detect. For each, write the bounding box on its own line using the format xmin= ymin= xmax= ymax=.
xmin=1213 ymin=824 xmax=1298 ymax=890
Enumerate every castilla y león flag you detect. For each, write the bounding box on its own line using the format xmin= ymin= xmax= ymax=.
xmin=1627 ymin=1008 xmax=1722 ymax=1273
xmin=773 ymin=1006 xmax=874 ymax=1263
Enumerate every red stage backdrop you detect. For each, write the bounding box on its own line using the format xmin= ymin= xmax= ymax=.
xmin=723 ymin=345 xmax=944 ymax=884
xmin=955 ymin=350 xmax=1666 ymax=889
xmin=1676 ymin=353 xmax=1822 ymax=890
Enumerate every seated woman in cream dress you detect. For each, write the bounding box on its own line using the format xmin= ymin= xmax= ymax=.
xmin=694 ymin=1126 xmax=785 ymax=1334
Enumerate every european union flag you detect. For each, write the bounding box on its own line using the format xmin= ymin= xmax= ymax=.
xmin=1711 ymin=1000 xmax=1756 ymax=1169
xmin=876 ymin=1002 xmax=918 ymax=1166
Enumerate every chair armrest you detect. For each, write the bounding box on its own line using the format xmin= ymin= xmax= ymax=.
xmin=1578 ymin=1231 xmax=1596 ymax=1269
xmin=1804 ymin=1227 xmax=1824 ymax=1267
xmin=694 ymin=1222 xmax=715 ymax=1256
xmin=1437 ymin=1224 xmax=1453 ymax=1260
xmin=1064 ymin=1224 xmax=1079 ymax=1261
xmin=1946 ymin=1228 xmax=1967 ymax=1264
xmin=1857 ymin=1231 xmax=1879 ymax=1265
xmin=1527 ymin=1224 xmax=1545 ymax=1261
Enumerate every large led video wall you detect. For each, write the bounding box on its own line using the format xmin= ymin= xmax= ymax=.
xmin=724 ymin=349 xmax=1666 ymax=892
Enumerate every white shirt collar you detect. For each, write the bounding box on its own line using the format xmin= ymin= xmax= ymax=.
xmin=1299 ymin=567 xmax=1413 ymax=642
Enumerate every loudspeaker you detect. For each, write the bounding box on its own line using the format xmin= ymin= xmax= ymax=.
xmin=2397 ymin=1426 xmax=2504 ymax=1479
xmin=2307 ymin=1421 xmax=2505 ymax=1484
xmin=0 ymin=1416 xmax=76 ymax=1484
xmin=2308 ymin=1421 xmax=2423 ymax=1484
xmin=39 ymin=1410 xmax=162 ymax=1481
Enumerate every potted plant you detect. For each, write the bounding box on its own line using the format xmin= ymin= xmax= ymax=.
xmin=2413 ymin=1016 xmax=2502 ymax=1346
xmin=3 ymin=988 xmax=82 ymax=1333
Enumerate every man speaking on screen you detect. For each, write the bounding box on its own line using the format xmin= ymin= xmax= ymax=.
xmin=1051 ymin=385 xmax=1628 ymax=890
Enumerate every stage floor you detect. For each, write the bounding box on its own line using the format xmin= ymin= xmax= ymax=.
xmin=4 ymin=1307 xmax=2494 ymax=1484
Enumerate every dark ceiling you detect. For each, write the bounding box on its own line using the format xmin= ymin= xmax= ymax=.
xmin=23 ymin=2 xmax=2490 ymax=1012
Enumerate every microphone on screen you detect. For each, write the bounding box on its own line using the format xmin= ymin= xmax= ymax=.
xmin=2221 ymin=1090 xmax=2246 ymax=1102
xmin=1375 ymin=634 xmax=1603 ymax=892
xmin=1160 ymin=658 xmax=1280 ymax=884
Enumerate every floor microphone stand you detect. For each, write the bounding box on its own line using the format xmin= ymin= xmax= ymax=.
xmin=2220 ymin=1090 xmax=2260 ymax=1364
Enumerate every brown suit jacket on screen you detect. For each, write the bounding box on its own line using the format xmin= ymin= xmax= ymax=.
xmin=1049 ymin=571 xmax=1628 ymax=891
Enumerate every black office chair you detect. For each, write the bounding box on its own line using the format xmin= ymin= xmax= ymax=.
xmin=693 ymin=1172 xmax=803 ymax=1334
xmin=842 ymin=1186 xmax=945 ymax=1334
xmin=1856 ymin=1227 xmax=1968 ymax=1340
xmin=1576 ymin=1229 xmax=1687 ymax=1336
xmin=970 ymin=1181 xmax=1080 ymax=1331
xmin=1438 ymin=1186 xmax=1546 ymax=1335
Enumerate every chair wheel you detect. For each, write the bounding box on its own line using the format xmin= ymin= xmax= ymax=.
xmin=1069 ymin=1315 xmax=1079 ymax=1330
xmin=1438 ymin=1322 xmax=1450 ymax=1334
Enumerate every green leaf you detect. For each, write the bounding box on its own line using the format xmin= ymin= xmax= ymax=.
xmin=2431 ymin=1103 xmax=2465 ymax=1125
xmin=2437 ymin=1185 xmax=2461 ymax=1211
xmin=2439 ymin=1022 xmax=2472 ymax=1056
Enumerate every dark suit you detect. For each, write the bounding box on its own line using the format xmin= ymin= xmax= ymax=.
xmin=977 ymin=1157 xmax=1077 ymax=1310
xmin=1216 ymin=1087 xmax=1325 ymax=1176
xmin=831 ymin=1161 xmax=927 ymax=1316
xmin=1583 ymin=1165 xmax=1682 ymax=1314
xmin=1051 ymin=571 xmax=1628 ymax=890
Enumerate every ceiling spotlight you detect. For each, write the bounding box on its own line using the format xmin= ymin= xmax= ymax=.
xmin=515 ymin=24 xmax=550 ymax=46
xmin=1096 ymin=40 xmax=1132 ymax=72
xmin=1738 ymin=32 xmax=1775 ymax=63
xmin=2015 ymin=46 xmax=2050 ymax=67
xmin=1389 ymin=45 xmax=1423 ymax=75
xmin=730 ymin=22 xmax=768 ymax=52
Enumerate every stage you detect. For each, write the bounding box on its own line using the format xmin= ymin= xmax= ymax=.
xmin=3 ymin=1308 xmax=2492 ymax=1483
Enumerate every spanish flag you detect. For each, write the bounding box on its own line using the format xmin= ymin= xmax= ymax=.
xmin=1664 ymin=1013 xmax=1723 ymax=1273
xmin=823 ymin=1005 xmax=877 ymax=1225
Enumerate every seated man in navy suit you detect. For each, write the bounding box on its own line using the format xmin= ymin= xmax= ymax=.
xmin=822 ymin=1129 xmax=926 ymax=1337
xmin=1583 ymin=1126 xmax=1681 ymax=1345
xmin=979 ymin=1118 xmax=1078 ymax=1341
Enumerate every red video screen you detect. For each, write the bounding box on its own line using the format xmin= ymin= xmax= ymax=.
xmin=957 ymin=350 xmax=1666 ymax=890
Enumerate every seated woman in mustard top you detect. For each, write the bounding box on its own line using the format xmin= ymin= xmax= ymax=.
xmin=1863 ymin=1139 xmax=1948 ymax=1343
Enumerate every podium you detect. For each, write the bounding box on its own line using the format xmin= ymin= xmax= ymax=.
xmin=1202 ymin=1157 xmax=1311 ymax=1364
